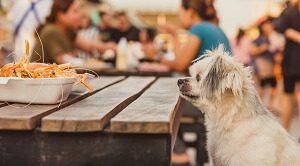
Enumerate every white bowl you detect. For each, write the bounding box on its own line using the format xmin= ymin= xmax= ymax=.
xmin=0 ymin=77 xmax=77 ymax=104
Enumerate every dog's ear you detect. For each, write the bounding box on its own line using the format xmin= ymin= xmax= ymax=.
xmin=201 ymin=56 xmax=243 ymax=99
xmin=223 ymin=69 xmax=243 ymax=97
xmin=201 ymin=56 xmax=226 ymax=99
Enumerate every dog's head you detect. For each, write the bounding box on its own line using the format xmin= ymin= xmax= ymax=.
xmin=178 ymin=46 xmax=252 ymax=111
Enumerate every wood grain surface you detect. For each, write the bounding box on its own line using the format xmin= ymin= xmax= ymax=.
xmin=41 ymin=77 xmax=156 ymax=132
xmin=110 ymin=78 xmax=180 ymax=134
xmin=0 ymin=77 xmax=124 ymax=130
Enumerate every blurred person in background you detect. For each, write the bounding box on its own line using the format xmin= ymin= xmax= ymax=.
xmin=116 ymin=11 xmax=140 ymax=42
xmin=8 ymin=0 xmax=53 ymax=59
xmin=31 ymin=0 xmax=80 ymax=64
xmin=98 ymin=11 xmax=120 ymax=43
xmin=78 ymin=13 xmax=117 ymax=56
xmin=0 ymin=48 xmax=4 ymax=67
xmin=78 ymin=14 xmax=100 ymax=44
xmin=31 ymin=0 xmax=115 ymax=64
xmin=77 ymin=11 xmax=116 ymax=64
xmin=139 ymin=27 xmax=159 ymax=60
xmin=231 ymin=28 xmax=252 ymax=66
xmin=250 ymin=17 xmax=284 ymax=110
xmin=203 ymin=0 xmax=219 ymax=25
xmin=77 ymin=14 xmax=101 ymax=60
xmin=273 ymin=0 xmax=300 ymax=130
xmin=159 ymin=0 xmax=231 ymax=73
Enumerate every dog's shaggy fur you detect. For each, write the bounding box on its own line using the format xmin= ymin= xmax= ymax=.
xmin=177 ymin=46 xmax=300 ymax=166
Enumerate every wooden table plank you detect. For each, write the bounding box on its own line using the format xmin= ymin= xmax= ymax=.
xmin=0 ymin=77 xmax=124 ymax=130
xmin=0 ymin=102 xmax=7 ymax=108
xmin=110 ymin=78 xmax=180 ymax=134
xmin=41 ymin=76 xmax=156 ymax=132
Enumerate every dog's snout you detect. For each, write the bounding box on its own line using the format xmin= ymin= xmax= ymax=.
xmin=177 ymin=79 xmax=186 ymax=87
xmin=178 ymin=78 xmax=192 ymax=92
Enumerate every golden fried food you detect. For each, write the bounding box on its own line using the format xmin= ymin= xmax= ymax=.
xmin=0 ymin=40 xmax=94 ymax=91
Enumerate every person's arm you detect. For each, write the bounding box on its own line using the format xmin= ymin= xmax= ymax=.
xmin=160 ymin=34 xmax=201 ymax=73
xmin=250 ymin=43 xmax=268 ymax=57
xmin=273 ymin=7 xmax=290 ymax=34
xmin=273 ymin=6 xmax=300 ymax=44
xmin=55 ymin=54 xmax=65 ymax=64
xmin=285 ymin=28 xmax=300 ymax=44
xmin=75 ymin=35 xmax=116 ymax=54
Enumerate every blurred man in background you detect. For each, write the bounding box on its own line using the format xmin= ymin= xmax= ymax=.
xmin=98 ymin=11 xmax=120 ymax=43
xmin=116 ymin=11 xmax=140 ymax=42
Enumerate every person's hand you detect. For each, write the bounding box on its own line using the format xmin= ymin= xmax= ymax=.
xmin=96 ymin=42 xmax=116 ymax=53
xmin=158 ymin=24 xmax=178 ymax=36
xmin=142 ymin=44 xmax=159 ymax=60
xmin=259 ymin=43 xmax=269 ymax=52
xmin=105 ymin=42 xmax=117 ymax=51
xmin=285 ymin=28 xmax=300 ymax=44
xmin=250 ymin=43 xmax=268 ymax=57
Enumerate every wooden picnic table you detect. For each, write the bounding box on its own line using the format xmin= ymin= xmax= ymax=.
xmin=0 ymin=76 xmax=182 ymax=166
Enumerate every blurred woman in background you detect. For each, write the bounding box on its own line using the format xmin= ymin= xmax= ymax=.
xmin=31 ymin=0 xmax=115 ymax=64
xmin=139 ymin=27 xmax=159 ymax=60
xmin=159 ymin=0 xmax=231 ymax=73
xmin=31 ymin=0 xmax=79 ymax=64
xmin=231 ymin=28 xmax=252 ymax=66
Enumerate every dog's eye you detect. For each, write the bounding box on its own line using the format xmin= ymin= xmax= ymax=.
xmin=196 ymin=74 xmax=201 ymax=82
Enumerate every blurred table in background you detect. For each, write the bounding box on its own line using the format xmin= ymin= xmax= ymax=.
xmin=77 ymin=61 xmax=173 ymax=77
xmin=90 ymin=68 xmax=172 ymax=77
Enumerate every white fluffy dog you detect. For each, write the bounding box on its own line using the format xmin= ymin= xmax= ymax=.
xmin=177 ymin=46 xmax=300 ymax=166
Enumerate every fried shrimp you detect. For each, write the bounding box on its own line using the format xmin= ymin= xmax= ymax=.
xmin=0 ymin=40 xmax=94 ymax=91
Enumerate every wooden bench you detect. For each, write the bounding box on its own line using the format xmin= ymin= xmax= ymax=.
xmin=0 ymin=76 xmax=182 ymax=166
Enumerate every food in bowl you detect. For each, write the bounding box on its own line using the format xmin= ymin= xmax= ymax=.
xmin=0 ymin=40 xmax=93 ymax=104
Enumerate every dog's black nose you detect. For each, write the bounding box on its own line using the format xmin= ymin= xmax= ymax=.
xmin=177 ymin=79 xmax=185 ymax=87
